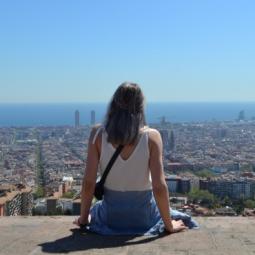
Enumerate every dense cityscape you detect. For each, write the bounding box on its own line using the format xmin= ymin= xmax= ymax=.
xmin=1 ymin=110 xmax=255 ymax=217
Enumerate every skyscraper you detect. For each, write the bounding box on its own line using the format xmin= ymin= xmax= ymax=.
xmin=169 ymin=130 xmax=175 ymax=151
xmin=75 ymin=110 xmax=80 ymax=128
xmin=91 ymin=110 xmax=96 ymax=126
xmin=159 ymin=129 xmax=170 ymax=151
xmin=238 ymin=110 xmax=245 ymax=121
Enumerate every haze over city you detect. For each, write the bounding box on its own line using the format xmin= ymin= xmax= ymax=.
xmin=1 ymin=0 xmax=255 ymax=103
xmin=3 ymin=3 xmax=255 ymax=254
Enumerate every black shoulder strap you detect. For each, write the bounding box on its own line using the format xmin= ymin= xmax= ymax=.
xmin=99 ymin=145 xmax=124 ymax=185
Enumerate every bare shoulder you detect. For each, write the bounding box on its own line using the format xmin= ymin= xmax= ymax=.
xmin=147 ymin=128 xmax=161 ymax=142
xmin=91 ymin=124 xmax=102 ymax=133
xmin=146 ymin=128 xmax=162 ymax=150
xmin=89 ymin=124 xmax=103 ymax=144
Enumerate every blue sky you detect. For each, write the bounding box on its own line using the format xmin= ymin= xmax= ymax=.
xmin=0 ymin=0 xmax=255 ymax=103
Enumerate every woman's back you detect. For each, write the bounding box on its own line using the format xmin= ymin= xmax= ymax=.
xmin=89 ymin=126 xmax=162 ymax=234
xmin=95 ymin=126 xmax=152 ymax=191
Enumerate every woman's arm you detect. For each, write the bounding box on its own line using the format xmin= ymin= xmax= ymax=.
xmin=77 ymin=127 xmax=100 ymax=225
xmin=148 ymin=129 xmax=186 ymax=233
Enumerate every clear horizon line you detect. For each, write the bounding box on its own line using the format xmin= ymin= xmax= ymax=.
xmin=1 ymin=100 xmax=255 ymax=104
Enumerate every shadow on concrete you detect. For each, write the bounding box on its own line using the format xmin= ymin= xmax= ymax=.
xmin=39 ymin=228 xmax=167 ymax=253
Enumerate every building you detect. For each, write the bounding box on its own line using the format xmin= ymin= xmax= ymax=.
xmin=238 ymin=110 xmax=245 ymax=121
xmin=169 ymin=130 xmax=175 ymax=151
xmin=75 ymin=110 xmax=80 ymax=128
xmin=91 ymin=110 xmax=96 ymax=126
xmin=208 ymin=181 xmax=233 ymax=199
xmin=160 ymin=116 xmax=167 ymax=126
xmin=199 ymin=179 xmax=210 ymax=191
xmin=232 ymin=181 xmax=251 ymax=199
xmin=179 ymin=178 xmax=191 ymax=193
xmin=190 ymin=178 xmax=200 ymax=190
xmin=0 ymin=184 xmax=33 ymax=216
xmin=58 ymin=199 xmax=73 ymax=214
xmin=165 ymin=175 xmax=180 ymax=193
xmin=46 ymin=198 xmax=58 ymax=215
xmin=167 ymin=162 xmax=194 ymax=172
xmin=165 ymin=175 xmax=193 ymax=194
xmin=251 ymin=182 xmax=255 ymax=199
xmin=61 ymin=176 xmax=73 ymax=195
xmin=200 ymin=179 xmax=253 ymax=200
xmin=51 ymin=178 xmax=73 ymax=198
xmin=72 ymin=199 xmax=81 ymax=215
xmin=33 ymin=198 xmax=47 ymax=215
xmin=159 ymin=129 xmax=170 ymax=151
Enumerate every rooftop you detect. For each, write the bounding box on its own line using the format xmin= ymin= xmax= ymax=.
xmin=1 ymin=216 xmax=255 ymax=255
xmin=0 ymin=185 xmax=32 ymax=205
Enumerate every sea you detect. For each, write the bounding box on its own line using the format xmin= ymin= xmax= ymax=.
xmin=0 ymin=102 xmax=255 ymax=127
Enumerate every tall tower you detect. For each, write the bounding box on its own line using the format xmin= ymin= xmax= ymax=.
xmin=169 ymin=130 xmax=175 ymax=151
xmin=160 ymin=116 xmax=167 ymax=126
xmin=159 ymin=129 xmax=170 ymax=151
xmin=75 ymin=110 xmax=80 ymax=128
xmin=91 ymin=110 xmax=96 ymax=126
xmin=238 ymin=110 xmax=245 ymax=121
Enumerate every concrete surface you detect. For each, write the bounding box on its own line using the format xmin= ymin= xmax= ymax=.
xmin=1 ymin=216 xmax=255 ymax=255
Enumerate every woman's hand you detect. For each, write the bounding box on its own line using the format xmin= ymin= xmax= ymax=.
xmin=73 ymin=215 xmax=90 ymax=227
xmin=165 ymin=220 xmax=188 ymax=234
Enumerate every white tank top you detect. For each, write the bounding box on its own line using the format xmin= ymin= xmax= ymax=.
xmin=93 ymin=126 xmax=152 ymax=192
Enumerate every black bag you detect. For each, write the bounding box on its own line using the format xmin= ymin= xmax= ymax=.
xmin=94 ymin=145 xmax=124 ymax=200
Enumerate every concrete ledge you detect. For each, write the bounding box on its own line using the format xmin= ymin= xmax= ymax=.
xmin=1 ymin=216 xmax=255 ymax=255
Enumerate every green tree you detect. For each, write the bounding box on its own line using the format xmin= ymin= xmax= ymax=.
xmin=35 ymin=142 xmax=46 ymax=190
xmin=188 ymin=188 xmax=217 ymax=208
xmin=232 ymin=198 xmax=245 ymax=214
xmin=34 ymin=185 xmax=44 ymax=199
xmin=62 ymin=191 xmax=76 ymax=199
xmin=240 ymin=164 xmax=253 ymax=172
xmin=195 ymin=169 xmax=216 ymax=178
xmin=222 ymin=196 xmax=232 ymax=206
xmin=244 ymin=199 xmax=255 ymax=209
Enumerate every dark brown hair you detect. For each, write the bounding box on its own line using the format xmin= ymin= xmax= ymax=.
xmin=105 ymin=82 xmax=146 ymax=145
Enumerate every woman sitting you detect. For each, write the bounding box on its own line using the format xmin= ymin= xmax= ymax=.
xmin=74 ymin=82 xmax=199 ymax=235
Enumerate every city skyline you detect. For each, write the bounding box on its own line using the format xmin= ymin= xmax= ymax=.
xmin=1 ymin=1 xmax=255 ymax=103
